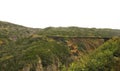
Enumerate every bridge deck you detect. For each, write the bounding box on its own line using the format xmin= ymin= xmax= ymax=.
xmin=47 ymin=36 xmax=111 ymax=39
xmin=47 ymin=36 xmax=112 ymax=41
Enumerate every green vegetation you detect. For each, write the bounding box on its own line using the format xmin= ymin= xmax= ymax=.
xmin=39 ymin=27 xmax=120 ymax=37
xmin=67 ymin=37 xmax=120 ymax=71
xmin=0 ymin=36 xmax=71 ymax=71
xmin=0 ymin=21 xmax=120 ymax=71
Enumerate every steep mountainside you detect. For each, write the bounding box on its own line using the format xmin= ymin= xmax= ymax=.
xmin=67 ymin=37 xmax=120 ymax=71
xmin=0 ymin=21 xmax=120 ymax=71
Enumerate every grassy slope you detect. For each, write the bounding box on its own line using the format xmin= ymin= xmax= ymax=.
xmin=68 ymin=37 xmax=120 ymax=71
xmin=0 ymin=36 xmax=71 ymax=71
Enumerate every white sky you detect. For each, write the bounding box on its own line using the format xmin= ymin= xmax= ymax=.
xmin=0 ymin=0 xmax=120 ymax=29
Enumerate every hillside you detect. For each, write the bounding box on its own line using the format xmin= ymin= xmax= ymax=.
xmin=0 ymin=21 xmax=37 ymax=41
xmin=67 ymin=37 xmax=120 ymax=71
xmin=39 ymin=27 xmax=120 ymax=37
xmin=0 ymin=21 xmax=120 ymax=71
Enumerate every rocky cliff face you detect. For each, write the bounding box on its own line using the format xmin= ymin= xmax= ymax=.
xmin=65 ymin=38 xmax=105 ymax=62
xmin=21 ymin=57 xmax=43 ymax=71
xmin=21 ymin=57 xmax=60 ymax=71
